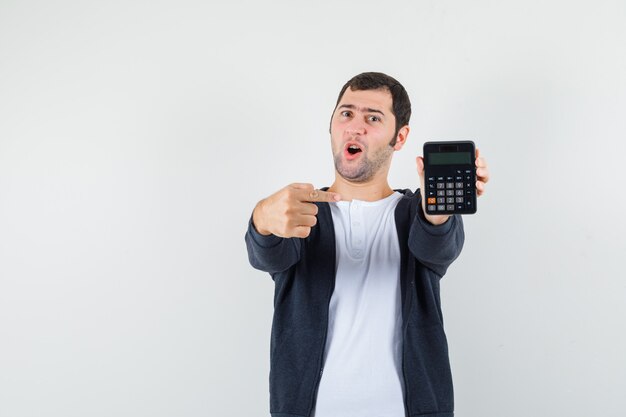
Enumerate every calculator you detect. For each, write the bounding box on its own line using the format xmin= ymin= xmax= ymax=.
xmin=423 ymin=141 xmax=477 ymax=215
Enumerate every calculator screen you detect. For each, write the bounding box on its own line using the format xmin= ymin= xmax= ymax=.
xmin=428 ymin=151 xmax=472 ymax=165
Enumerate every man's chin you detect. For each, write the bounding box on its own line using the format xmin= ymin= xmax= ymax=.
xmin=334 ymin=155 xmax=376 ymax=183
xmin=336 ymin=168 xmax=372 ymax=184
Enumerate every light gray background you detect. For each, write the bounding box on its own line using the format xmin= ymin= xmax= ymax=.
xmin=1 ymin=1 xmax=625 ymax=416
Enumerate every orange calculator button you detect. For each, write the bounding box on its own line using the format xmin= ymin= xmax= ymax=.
xmin=427 ymin=197 xmax=437 ymax=205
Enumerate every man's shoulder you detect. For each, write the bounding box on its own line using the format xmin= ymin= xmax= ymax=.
xmin=393 ymin=188 xmax=420 ymax=203
xmin=392 ymin=188 xmax=421 ymax=220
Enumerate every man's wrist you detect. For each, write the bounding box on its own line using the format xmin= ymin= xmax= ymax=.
xmin=420 ymin=199 xmax=451 ymax=226
xmin=423 ymin=210 xmax=451 ymax=226
xmin=252 ymin=200 xmax=272 ymax=236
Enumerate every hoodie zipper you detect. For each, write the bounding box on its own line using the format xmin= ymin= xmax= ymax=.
xmin=307 ymin=288 xmax=332 ymax=417
xmin=402 ymin=323 xmax=410 ymax=417
xmin=402 ymin=277 xmax=415 ymax=417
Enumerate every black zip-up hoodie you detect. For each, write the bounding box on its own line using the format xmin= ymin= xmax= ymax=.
xmin=245 ymin=189 xmax=465 ymax=417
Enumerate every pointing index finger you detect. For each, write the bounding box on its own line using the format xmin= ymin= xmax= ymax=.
xmin=301 ymin=189 xmax=342 ymax=202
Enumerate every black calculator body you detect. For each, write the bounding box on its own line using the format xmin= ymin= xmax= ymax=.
xmin=423 ymin=141 xmax=477 ymax=215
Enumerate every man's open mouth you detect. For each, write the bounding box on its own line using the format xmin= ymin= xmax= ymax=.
xmin=346 ymin=144 xmax=363 ymax=155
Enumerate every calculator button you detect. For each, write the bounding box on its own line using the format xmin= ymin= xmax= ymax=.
xmin=426 ymin=164 xmax=477 ymax=214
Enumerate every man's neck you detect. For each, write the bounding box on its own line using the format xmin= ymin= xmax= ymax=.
xmin=328 ymin=174 xmax=394 ymax=202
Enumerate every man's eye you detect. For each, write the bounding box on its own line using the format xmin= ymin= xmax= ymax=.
xmin=368 ymin=116 xmax=380 ymax=122
xmin=341 ymin=111 xmax=352 ymax=117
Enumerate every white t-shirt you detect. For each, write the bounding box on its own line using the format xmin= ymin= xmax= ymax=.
xmin=312 ymin=191 xmax=405 ymax=417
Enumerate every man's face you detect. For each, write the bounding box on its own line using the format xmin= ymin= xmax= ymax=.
xmin=330 ymin=87 xmax=398 ymax=183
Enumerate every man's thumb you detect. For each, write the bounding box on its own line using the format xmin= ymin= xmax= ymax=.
xmin=416 ymin=156 xmax=425 ymax=176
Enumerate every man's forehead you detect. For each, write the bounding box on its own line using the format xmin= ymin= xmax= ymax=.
xmin=338 ymin=87 xmax=393 ymax=113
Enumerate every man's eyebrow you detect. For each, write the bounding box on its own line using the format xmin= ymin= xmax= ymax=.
xmin=338 ymin=104 xmax=385 ymax=116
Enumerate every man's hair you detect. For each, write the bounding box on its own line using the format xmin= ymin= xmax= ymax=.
xmin=332 ymin=72 xmax=411 ymax=146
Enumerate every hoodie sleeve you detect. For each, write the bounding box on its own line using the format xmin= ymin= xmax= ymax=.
xmin=244 ymin=216 xmax=302 ymax=274
xmin=408 ymin=198 xmax=465 ymax=277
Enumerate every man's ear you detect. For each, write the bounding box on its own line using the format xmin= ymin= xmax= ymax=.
xmin=393 ymin=125 xmax=410 ymax=151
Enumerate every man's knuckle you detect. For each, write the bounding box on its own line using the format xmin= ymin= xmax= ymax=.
xmin=284 ymin=188 xmax=295 ymax=199
xmin=284 ymin=206 xmax=298 ymax=217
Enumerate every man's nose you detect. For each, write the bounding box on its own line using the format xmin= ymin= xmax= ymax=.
xmin=346 ymin=120 xmax=366 ymax=135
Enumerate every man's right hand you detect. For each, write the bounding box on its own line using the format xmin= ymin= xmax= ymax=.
xmin=252 ymin=183 xmax=342 ymax=238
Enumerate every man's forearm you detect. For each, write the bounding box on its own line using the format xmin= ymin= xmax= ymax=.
xmin=408 ymin=211 xmax=465 ymax=277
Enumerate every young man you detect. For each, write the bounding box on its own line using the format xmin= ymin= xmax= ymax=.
xmin=245 ymin=72 xmax=490 ymax=417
